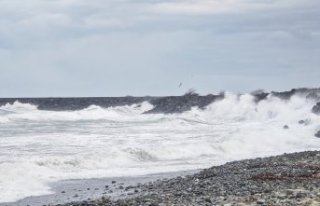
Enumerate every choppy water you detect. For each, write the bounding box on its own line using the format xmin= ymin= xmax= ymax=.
xmin=0 ymin=93 xmax=320 ymax=203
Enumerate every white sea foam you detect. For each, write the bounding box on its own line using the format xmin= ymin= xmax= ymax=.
xmin=0 ymin=94 xmax=320 ymax=203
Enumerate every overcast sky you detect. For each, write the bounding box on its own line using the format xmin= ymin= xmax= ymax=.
xmin=0 ymin=0 xmax=319 ymax=97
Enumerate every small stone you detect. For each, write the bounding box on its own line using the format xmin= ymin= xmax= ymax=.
xmin=61 ymin=191 xmax=66 ymax=193
xmin=286 ymin=190 xmax=294 ymax=195
xmin=204 ymin=197 xmax=212 ymax=203
xmin=112 ymin=180 xmax=116 ymax=184
xmin=315 ymin=131 xmax=320 ymax=138
xmin=257 ymin=199 xmax=265 ymax=204
xmin=125 ymin=186 xmax=134 ymax=190
xmin=264 ymin=189 xmax=272 ymax=193
xmin=283 ymin=125 xmax=289 ymax=129
xmin=296 ymin=192 xmax=307 ymax=199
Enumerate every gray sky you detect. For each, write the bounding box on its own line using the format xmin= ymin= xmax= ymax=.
xmin=0 ymin=0 xmax=319 ymax=97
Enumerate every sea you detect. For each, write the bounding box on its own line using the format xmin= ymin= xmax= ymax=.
xmin=0 ymin=92 xmax=320 ymax=203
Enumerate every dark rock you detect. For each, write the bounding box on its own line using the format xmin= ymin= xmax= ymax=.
xmin=111 ymin=180 xmax=116 ymax=184
xmin=283 ymin=125 xmax=289 ymax=129
xmin=271 ymin=89 xmax=297 ymax=100
xmin=145 ymin=94 xmax=223 ymax=114
xmin=306 ymin=92 xmax=320 ymax=100
xmin=312 ymin=102 xmax=320 ymax=115
xmin=271 ymin=88 xmax=320 ymax=100
xmin=299 ymin=119 xmax=310 ymax=125
xmin=315 ymin=131 xmax=320 ymax=138
xmin=251 ymin=90 xmax=269 ymax=102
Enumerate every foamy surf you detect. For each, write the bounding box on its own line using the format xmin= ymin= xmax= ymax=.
xmin=0 ymin=92 xmax=320 ymax=203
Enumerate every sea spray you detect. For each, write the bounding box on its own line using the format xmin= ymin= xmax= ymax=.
xmin=0 ymin=92 xmax=320 ymax=203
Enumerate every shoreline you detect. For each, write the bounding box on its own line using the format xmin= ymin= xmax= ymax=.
xmin=60 ymin=151 xmax=320 ymax=206
xmin=3 ymin=151 xmax=320 ymax=206
xmin=1 ymin=170 xmax=197 ymax=206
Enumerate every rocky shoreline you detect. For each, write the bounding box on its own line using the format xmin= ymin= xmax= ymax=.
xmin=55 ymin=151 xmax=320 ymax=206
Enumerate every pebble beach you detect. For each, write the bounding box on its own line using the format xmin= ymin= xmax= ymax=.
xmin=56 ymin=151 xmax=320 ymax=206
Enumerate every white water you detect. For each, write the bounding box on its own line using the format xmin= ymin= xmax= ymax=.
xmin=0 ymin=93 xmax=320 ymax=203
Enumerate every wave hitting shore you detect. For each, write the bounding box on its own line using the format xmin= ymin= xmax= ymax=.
xmin=0 ymin=88 xmax=320 ymax=203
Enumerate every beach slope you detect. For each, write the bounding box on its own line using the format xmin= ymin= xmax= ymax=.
xmin=59 ymin=151 xmax=320 ymax=206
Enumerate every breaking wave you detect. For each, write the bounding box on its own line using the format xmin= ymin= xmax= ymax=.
xmin=0 ymin=92 xmax=320 ymax=203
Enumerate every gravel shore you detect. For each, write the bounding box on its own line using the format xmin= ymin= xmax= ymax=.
xmin=56 ymin=151 xmax=320 ymax=206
